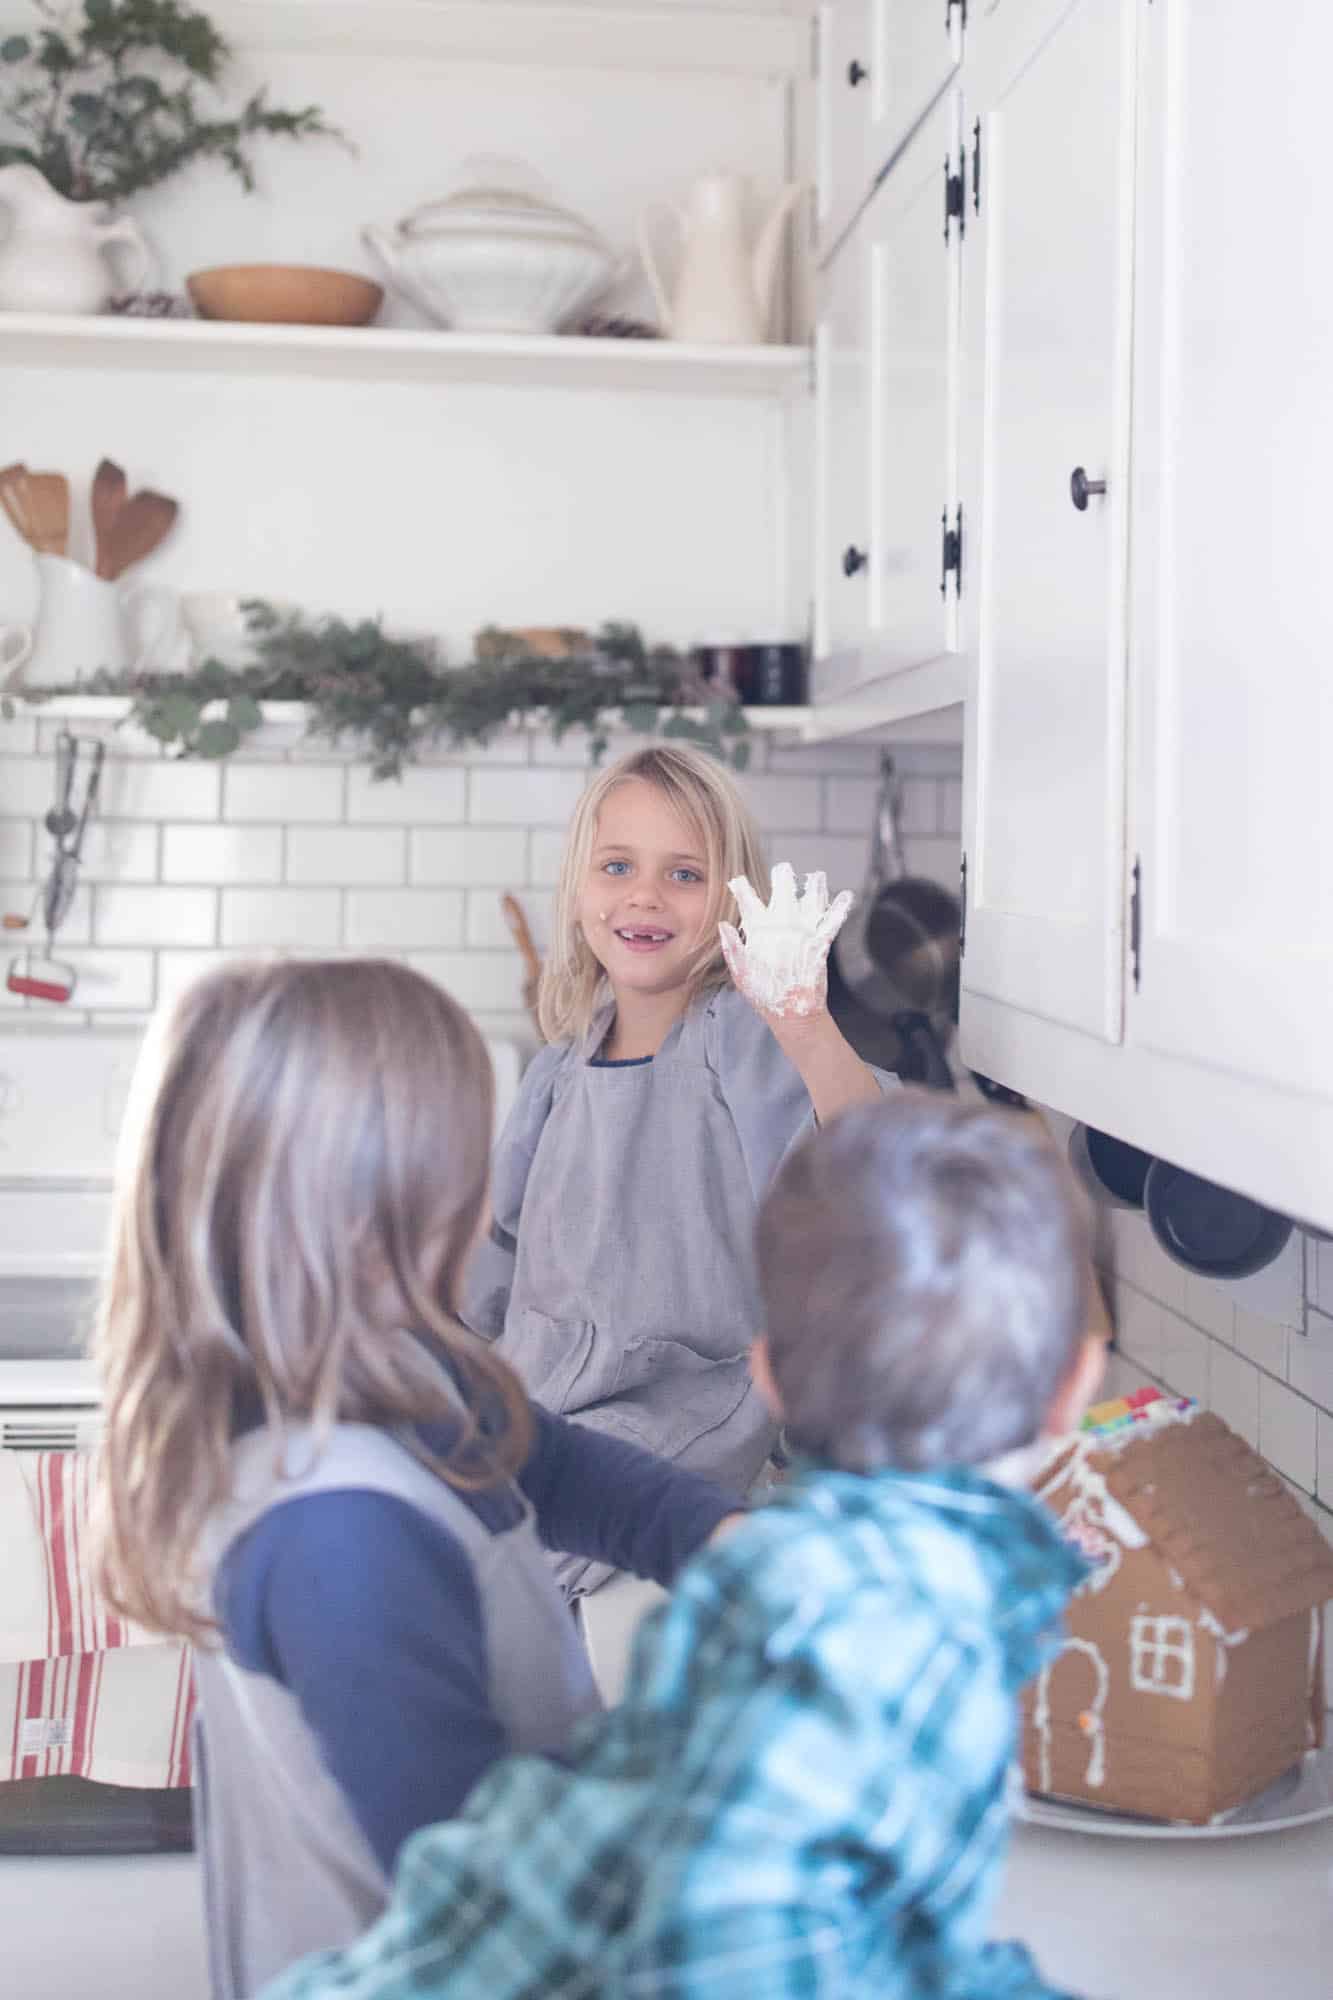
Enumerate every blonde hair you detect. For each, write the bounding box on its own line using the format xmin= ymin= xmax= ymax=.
xmin=93 ymin=957 xmax=533 ymax=1643
xmin=538 ymin=743 xmax=769 ymax=1044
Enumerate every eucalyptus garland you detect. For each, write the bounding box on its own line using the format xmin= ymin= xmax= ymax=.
xmin=19 ymin=604 xmax=752 ymax=779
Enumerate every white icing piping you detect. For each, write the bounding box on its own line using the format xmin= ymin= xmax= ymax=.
xmin=1034 ymin=1638 xmax=1111 ymax=1792
xmin=1196 ymin=1605 xmax=1250 ymax=1689
xmin=1036 ymin=1436 xmax=1149 ymax=1597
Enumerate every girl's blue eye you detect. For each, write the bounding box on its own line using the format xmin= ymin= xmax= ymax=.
xmin=671 ymin=868 xmax=702 ymax=885
xmin=602 ymin=860 xmax=630 ymax=876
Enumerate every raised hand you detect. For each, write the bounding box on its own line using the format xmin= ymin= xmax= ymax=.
xmin=719 ymin=862 xmax=854 ymax=1021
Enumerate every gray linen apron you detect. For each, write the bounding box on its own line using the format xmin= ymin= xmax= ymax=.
xmin=465 ymin=987 xmax=886 ymax=1594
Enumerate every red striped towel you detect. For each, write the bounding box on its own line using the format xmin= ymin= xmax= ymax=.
xmin=0 ymin=1450 xmax=193 ymax=1788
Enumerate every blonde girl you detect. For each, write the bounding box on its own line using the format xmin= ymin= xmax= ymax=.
xmin=93 ymin=958 xmax=740 ymax=1999
xmin=464 ymin=744 xmax=886 ymax=1600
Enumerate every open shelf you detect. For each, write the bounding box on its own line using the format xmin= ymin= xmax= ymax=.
xmin=0 ymin=313 xmax=811 ymax=399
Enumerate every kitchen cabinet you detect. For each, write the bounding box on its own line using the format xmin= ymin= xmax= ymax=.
xmin=816 ymin=0 xmax=964 ymax=256
xmin=1125 ymin=0 xmax=1333 ymax=1104
xmin=814 ymin=87 xmax=963 ymax=706
xmin=958 ymin=0 xmax=1137 ymax=1042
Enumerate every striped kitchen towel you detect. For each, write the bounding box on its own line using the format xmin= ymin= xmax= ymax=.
xmin=0 ymin=1449 xmax=194 ymax=1788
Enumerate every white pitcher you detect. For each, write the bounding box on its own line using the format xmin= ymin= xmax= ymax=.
xmin=0 ymin=554 xmax=179 ymax=690
xmin=638 ymin=172 xmax=805 ymax=345
xmin=0 ymin=163 xmax=154 ymax=314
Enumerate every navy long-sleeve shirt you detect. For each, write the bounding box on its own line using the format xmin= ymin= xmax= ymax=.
xmin=215 ymin=1406 xmax=737 ymax=1874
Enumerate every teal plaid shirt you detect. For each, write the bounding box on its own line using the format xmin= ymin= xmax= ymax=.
xmin=262 ymin=1461 xmax=1086 ymax=2000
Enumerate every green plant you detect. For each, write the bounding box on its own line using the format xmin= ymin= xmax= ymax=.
xmin=65 ymin=605 xmax=753 ymax=779
xmin=0 ymin=1 xmax=342 ymax=205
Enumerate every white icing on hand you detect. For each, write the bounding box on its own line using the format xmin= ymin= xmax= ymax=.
xmin=720 ymin=862 xmax=854 ymax=1018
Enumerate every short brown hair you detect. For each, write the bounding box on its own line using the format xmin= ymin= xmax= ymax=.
xmin=756 ymin=1093 xmax=1091 ymax=1472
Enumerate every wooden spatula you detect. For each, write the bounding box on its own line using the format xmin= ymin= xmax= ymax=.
xmin=0 ymin=462 xmax=34 ymax=547
xmin=102 ymin=488 xmax=179 ymax=580
xmin=91 ymin=458 xmax=128 ymax=579
xmin=24 ymin=473 xmax=69 ymax=557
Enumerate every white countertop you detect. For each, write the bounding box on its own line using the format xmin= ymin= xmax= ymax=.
xmin=996 ymin=1815 xmax=1333 ymax=1998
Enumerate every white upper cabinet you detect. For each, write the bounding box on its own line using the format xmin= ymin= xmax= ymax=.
xmin=817 ymin=0 xmax=963 ymax=253
xmin=959 ymin=0 xmax=1138 ymax=1041
xmin=1125 ymin=0 xmax=1332 ymax=1103
xmin=814 ymin=87 xmax=962 ymax=699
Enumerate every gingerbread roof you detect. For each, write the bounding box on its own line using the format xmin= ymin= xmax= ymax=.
xmin=1088 ymin=1400 xmax=1333 ymax=1633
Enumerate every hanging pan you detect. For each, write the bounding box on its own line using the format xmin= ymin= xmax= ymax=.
xmin=829 ymin=752 xmax=960 ymax=1090
xmin=1067 ymin=1124 xmax=1155 ymax=1210
xmin=1143 ymin=1160 xmax=1293 ymax=1281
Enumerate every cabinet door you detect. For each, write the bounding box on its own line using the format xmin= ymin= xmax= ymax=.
xmin=818 ymin=0 xmax=961 ymax=255
xmin=959 ymin=0 xmax=1138 ymax=1042
xmin=813 ymin=213 xmax=871 ymax=669
xmin=1126 ymin=0 xmax=1333 ymax=1100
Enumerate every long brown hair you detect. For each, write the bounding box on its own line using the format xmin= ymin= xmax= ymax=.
xmin=93 ymin=957 xmax=533 ymax=1642
xmin=539 ymin=743 xmax=769 ymax=1044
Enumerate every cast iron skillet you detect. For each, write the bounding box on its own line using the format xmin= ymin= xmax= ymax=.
xmin=1143 ymin=1159 xmax=1293 ymax=1280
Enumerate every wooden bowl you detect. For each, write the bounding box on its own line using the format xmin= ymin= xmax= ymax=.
xmin=186 ymin=264 xmax=384 ymax=327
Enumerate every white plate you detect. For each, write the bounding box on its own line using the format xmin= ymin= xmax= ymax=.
xmin=1016 ymin=1745 xmax=1333 ymax=1839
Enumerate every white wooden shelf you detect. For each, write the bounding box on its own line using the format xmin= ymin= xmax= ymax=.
xmin=0 ymin=313 xmax=811 ymax=399
xmin=18 ymin=694 xmax=961 ymax=747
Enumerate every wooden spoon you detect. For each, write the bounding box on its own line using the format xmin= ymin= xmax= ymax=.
xmin=102 ymin=489 xmax=178 ymax=580
xmin=24 ymin=472 xmax=69 ymax=557
xmin=500 ymin=892 xmax=544 ymax=1034
xmin=0 ymin=462 xmax=34 ymax=547
xmin=91 ymin=458 xmax=128 ymax=579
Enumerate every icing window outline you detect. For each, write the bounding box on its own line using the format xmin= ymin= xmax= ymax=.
xmin=1129 ymin=1613 xmax=1195 ymax=1701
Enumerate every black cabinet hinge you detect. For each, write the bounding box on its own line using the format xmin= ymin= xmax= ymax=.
xmin=940 ymin=505 xmax=963 ymax=598
xmin=959 ymin=852 xmax=968 ymax=959
xmin=944 ymin=153 xmax=965 ymax=242
xmin=1130 ymin=856 xmax=1143 ymax=991
xmin=971 ymin=118 xmax=982 ymax=214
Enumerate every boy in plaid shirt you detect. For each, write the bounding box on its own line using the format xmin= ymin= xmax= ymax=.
xmin=263 ymin=1093 xmax=1102 ymax=2000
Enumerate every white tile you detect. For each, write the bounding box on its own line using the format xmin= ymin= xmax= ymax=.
xmin=95 ymin=885 xmax=217 ymax=946
xmin=761 ymin=833 xmax=868 ymax=887
xmin=1113 ymin=1281 xmax=1163 ymax=1377
xmin=412 ymin=828 xmax=529 ymax=887
xmin=37 ymin=715 xmax=163 ymax=756
xmin=1159 ymin=1311 xmax=1210 ymax=1405
xmin=1208 ymin=1343 xmax=1261 ymax=1447
xmin=0 ymin=756 xmax=68 ymax=816
xmin=0 ymin=820 xmax=32 ymax=878
xmin=873 ymin=743 xmax=963 ymax=778
xmin=162 ymin=825 xmax=282 ymax=885
xmin=767 ymin=743 xmax=881 ymax=776
xmin=409 ymin=949 xmax=526 ymax=1014
xmin=346 ymin=765 xmax=465 ymax=825
xmin=225 ymin=764 xmax=344 ymax=823
xmin=416 ymin=730 xmax=530 ymax=768
xmin=1232 ymin=1304 xmax=1290 ymax=1380
xmin=156 ymin=949 xmax=236 ymax=1014
xmin=822 ymin=775 xmax=879 ymax=835
xmin=100 ymin=759 xmax=222 ymax=822
xmin=1100 ymin=1351 xmax=1160 ymax=1402
xmin=286 ymin=827 xmax=405 ymax=886
xmin=77 ymin=820 xmax=159 ymax=883
xmin=344 ymin=889 xmax=464 ymax=951
xmin=1290 ymin=1312 xmax=1333 ymax=1418
xmin=529 ymin=829 xmax=566 ymax=888
xmin=898 ymin=778 xmax=939 ymax=836
xmin=62 ymin=949 xmax=155 ymax=1011
xmin=221 ymin=888 xmax=341 ymax=948
xmin=1226 ymin=1229 xmax=1304 ymax=1329
xmin=0 ymin=880 xmax=92 ymax=944
xmin=1319 ymin=1412 xmax=1333 ymax=1505
xmin=1312 ymin=1238 xmax=1333 ymax=1317
xmin=1258 ymin=1377 xmax=1318 ymax=1493
xmin=737 ymin=773 xmax=821 ymax=833
xmin=466 ymin=888 xmax=553 ymax=952
xmin=471 ymin=766 xmax=587 ymax=827
xmin=1124 ymin=1222 xmax=1189 ymax=1314
xmin=538 ymin=731 xmax=646 ymax=770
xmin=1183 ymin=1271 xmax=1236 ymax=1345
xmin=938 ymin=778 xmax=963 ymax=838
xmin=0 ymin=712 xmax=37 ymax=753
xmin=899 ymin=835 xmax=961 ymax=888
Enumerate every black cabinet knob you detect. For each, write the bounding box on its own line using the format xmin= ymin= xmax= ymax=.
xmin=1069 ymin=466 xmax=1107 ymax=511
xmin=847 ymin=59 xmax=868 ymax=86
xmin=842 ymin=544 xmax=868 ymax=577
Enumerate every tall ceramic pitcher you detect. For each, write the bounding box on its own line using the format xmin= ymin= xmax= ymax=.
xmin=638 ymin=172 xmax=805 ymax=344
xmin=0 ymin=164 xmax=153 ymax=314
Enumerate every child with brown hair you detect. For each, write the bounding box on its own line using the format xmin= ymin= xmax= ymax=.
xmin=260 ymin=1089 xmax=1104 ymax=2000
xmin=464 ymin=742 xmax=885 ymax=1598
xmin=91 ymin=958 xmax=743 ymax=1999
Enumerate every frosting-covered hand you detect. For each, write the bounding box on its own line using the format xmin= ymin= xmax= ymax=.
xmin=720 ymin=863 xmax=854 ymax=1020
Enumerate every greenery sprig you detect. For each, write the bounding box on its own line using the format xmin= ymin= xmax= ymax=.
xmin=0 ymin=1 xmax=343 ymax=204
xmin=19 ymin=604 xmax=753 ymax=779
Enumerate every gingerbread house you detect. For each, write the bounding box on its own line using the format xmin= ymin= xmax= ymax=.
xmin=1021 ymin=1388 xmax=1333 ymax=1824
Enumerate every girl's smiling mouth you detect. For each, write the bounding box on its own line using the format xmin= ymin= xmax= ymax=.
xmin=615 ymin=925 xmax=674 ymax=952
